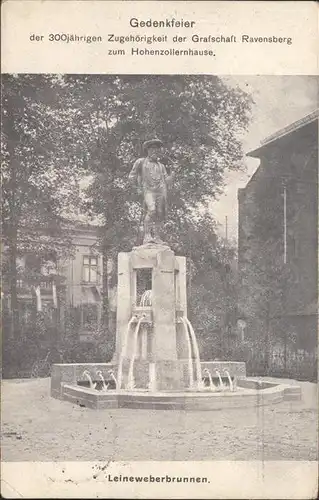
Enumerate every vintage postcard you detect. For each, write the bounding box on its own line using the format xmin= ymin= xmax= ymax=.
xmin=1 ymin=0 xmax=318 ymax=498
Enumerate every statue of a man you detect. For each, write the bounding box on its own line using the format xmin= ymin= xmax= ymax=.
xmin=129 ymin=138 xmax=174 ymax=245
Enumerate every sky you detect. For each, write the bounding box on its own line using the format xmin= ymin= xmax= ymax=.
xmin=211 ymin=75 xmax=318 ymax=241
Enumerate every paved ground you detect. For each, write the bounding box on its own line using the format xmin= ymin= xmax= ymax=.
xmin=1 ymin=377 xmax=317 ymax=461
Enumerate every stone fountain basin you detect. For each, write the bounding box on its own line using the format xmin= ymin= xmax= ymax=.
xmin=59 ymin=379 xmax=301 ymax=411
xmin=51 ymin=363 xmax=301 ymax=410
xmin=51 ymin=361 xmax=247 ymax=398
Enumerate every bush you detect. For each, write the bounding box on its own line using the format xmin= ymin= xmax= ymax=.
xmin=2 ymin=333 xmax=47 ymax=378
xmin=57 ymin=327 xmax=114 ymax=364
xmin=2 ymin=320 xmax=115 ymax=378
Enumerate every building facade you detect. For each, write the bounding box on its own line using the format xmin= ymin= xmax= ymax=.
xmin=238 ymin=110 xmax=318 ymax=354
xmin=4 ymin=223 xmax=111 ymax=342
xmin=58 ymin=224 xmax=104 ymax=341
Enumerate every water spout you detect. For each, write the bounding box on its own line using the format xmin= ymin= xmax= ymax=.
xmin=96 ymin=370 xmax=109 ymax=391
xmin=180 ymin=317 xmax=194 ymax=389
xmin=126 ymin=315 xmax=145 ymax=390
xmin=203 ymin=368 xmax=214 ymax=391
xmin=82 ymin=370 xmax=96 ymax=390
xmin=148 ymin=362 xmax=156 ymax=392
xmin=183 ymin=317 xmax=202 ymax=389
xmin=117 ymin=315 xmax=137 ymax=390
xmin=215 ymin=370 xmax=224 ymax=391
xmin=224 ymin=370 xmax=234 ymax=391
xmin=108 ymin=370 xmax=117 ymax=389
xmin=140 ymin=290 xmax=152 ymax=307
xmin=140 ymin=325 xmax=148 ymax=359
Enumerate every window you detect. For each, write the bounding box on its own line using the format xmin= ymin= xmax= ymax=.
xmin=136 ymin=268 xmax=152 ymax=306
xmin=83 ymin=256 xmax=98 ymax=283
xmin=40 ymin=281 xmax=52 ymax=289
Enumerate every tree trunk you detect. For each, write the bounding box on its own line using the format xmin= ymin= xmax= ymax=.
xmin=264 ymin=302 xmax=270 ymax=375
xmin=102 ymin=245 xmax=110 ymax=331
xmin=6 ymin=153 xmax=20 ymax=339
xmin=9 ymin=228 xmax=19 ymax=339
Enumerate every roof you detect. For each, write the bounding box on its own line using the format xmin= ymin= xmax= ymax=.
xmin=247 ymin=109 xmax=319 ymax=158
xmin=62 ymin=219 xmax=103 ymax=233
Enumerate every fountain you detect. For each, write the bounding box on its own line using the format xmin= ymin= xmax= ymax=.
xmin=183 ymin=316 xmax=202 ymax=389
xmin=82 ymin=370 xmax=95 ymax=389
xmin=51 ymin=242 xmax=302 ymax=410
xmin=180 ymin=317 xmax=194 ymax=389
xmin=224 ymin=370 xmax=234 ymax=391
xmin=50 ymin=141 xmax=301 ymax=409
xmin=140 ymin=290 xmax=152 ymax=306
xmin=96 ymin=370 xmax=109 ymax=391
xmin=215 ymin=369 xmax=224 ymax=391
xmin=108 ymin=370 xmax=118 ymax=389
xmin=117 ymin=315 xmax=137 ymax=390
xmin=203 ymin=368 xmax=214 ymax=391
xmin=126 ymin=315 xmax=145 ymax=390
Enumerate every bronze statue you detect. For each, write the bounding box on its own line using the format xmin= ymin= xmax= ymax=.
xmin=129 ymin=139 xmax=174 ymax=245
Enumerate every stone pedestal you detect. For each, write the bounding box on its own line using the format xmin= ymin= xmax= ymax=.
xmin=114 ymin=244 xmax=188 ymax=390
xmin=152 ymin=247 xmax=176 ymax=361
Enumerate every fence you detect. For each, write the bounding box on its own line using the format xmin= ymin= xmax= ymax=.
xmin=245 ymin=349 xmax=317 ymax=382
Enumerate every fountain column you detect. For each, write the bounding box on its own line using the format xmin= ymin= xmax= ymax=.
xmin=113 ymin=253 xmax=133 ymax=363
xmin=152 ymin=247 xmax=180 ymax=390
xmin=176 ymin=256 xmax=187 ymax=317
xmin=115 ymin=244 xmax=186 ymax=391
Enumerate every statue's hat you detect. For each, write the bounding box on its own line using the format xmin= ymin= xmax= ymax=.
xmin=143 ymin=138 xmax=163 ymax=153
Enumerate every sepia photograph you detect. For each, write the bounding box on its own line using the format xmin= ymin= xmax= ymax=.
xmin=1 ymin=74 xmax=318 ymax=469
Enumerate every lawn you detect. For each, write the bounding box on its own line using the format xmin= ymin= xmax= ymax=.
xmin=1 ymin=377 xmax=317 ymax=461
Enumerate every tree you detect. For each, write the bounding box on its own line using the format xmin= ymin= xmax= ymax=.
xmin=1 ymin=74 xmax=82 ymax=337
xmin=2 ymin=74 xmax=253 ymax=346
xmin=173 ymin=210 xmax=238 ymax=358
xmin=46 ymin=75 xmax=252 ymax=323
